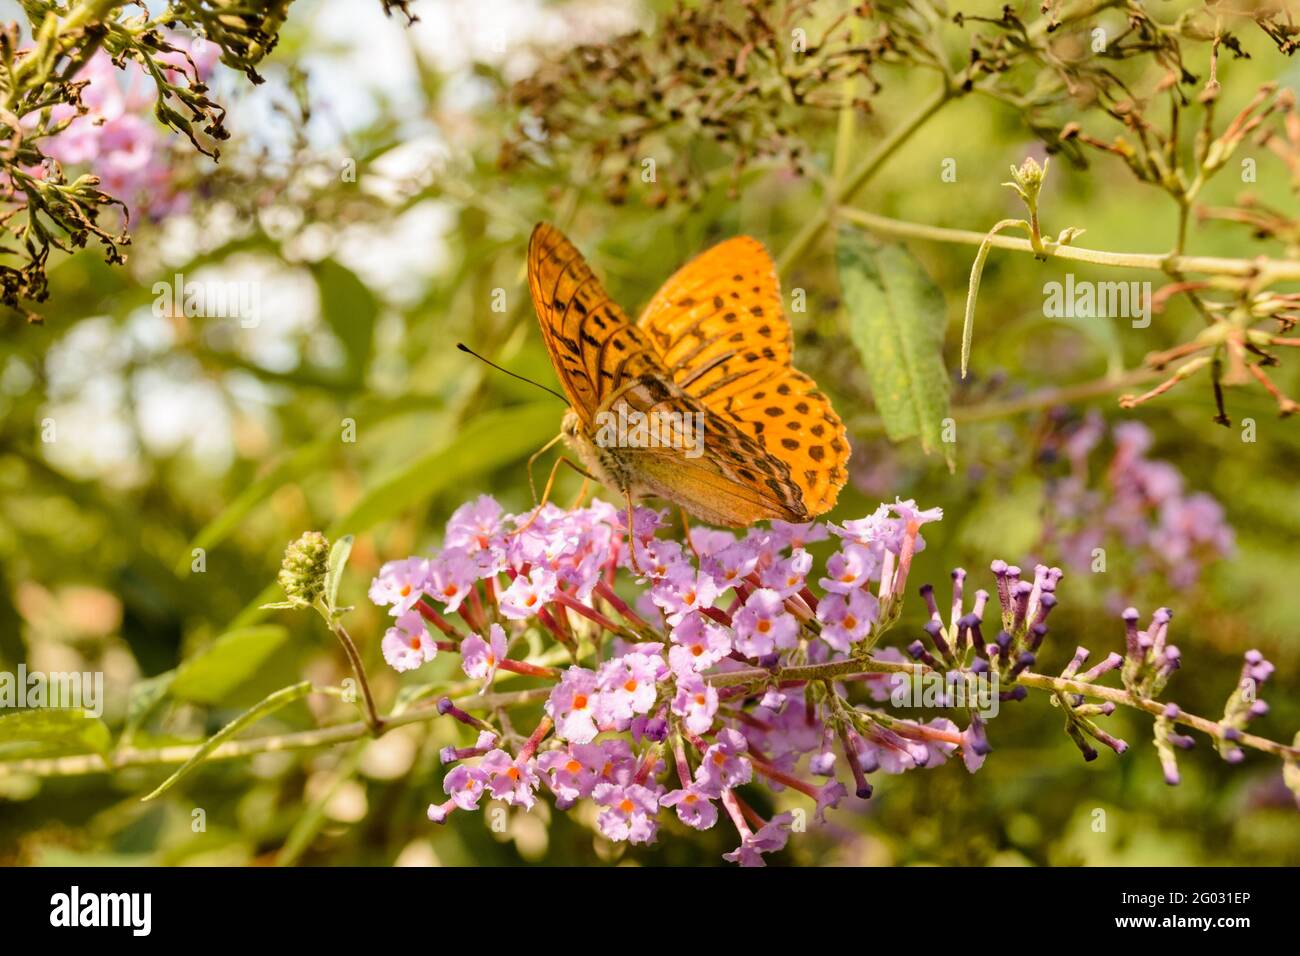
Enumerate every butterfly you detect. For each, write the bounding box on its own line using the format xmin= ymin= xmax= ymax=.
xmin=527 ymin=222 xmax=849 ymax=528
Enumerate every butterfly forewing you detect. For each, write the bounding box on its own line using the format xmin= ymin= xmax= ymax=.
xmin=636 ymin=236 xmax=850 ymax=514
xmin=527 ymin=223 xmax=661 ymax=428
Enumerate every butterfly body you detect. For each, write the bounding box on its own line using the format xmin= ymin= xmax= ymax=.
xmin=529 ymin=223 xmax=848 ymax=528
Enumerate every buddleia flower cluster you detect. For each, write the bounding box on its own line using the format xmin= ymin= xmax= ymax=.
xmin=359 ymin=494 xmax=1299 ymax=864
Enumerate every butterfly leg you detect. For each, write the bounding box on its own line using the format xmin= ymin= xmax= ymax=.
xmin=624 ymin=490 xmax=647 ymax=575
xmin=678 ymin=506 xmax=703 ymax=562
xmin=569 ymin=477 xmax=591 ymax=510
xmin=526 ymin=432 xmax=565 ymax=504
xmin=516 ymin=455 xmax=596 ymax=535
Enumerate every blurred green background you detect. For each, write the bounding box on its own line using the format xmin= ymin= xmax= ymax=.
xmin=1 ymin=0 xmax=1298 ymax=866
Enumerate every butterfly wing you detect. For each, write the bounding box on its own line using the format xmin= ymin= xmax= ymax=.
xmin=527 ymin=222 xmax=663 ymax=429
xmin=636 ymin=236 xmax=850 ymax=515
xmin=601 ymin=376 xmax=809 ymax=527
xmin=529 ymin=222 xmax=808 ymax=525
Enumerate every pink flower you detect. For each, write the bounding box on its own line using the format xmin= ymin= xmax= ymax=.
xmin=651 ymin=564 xmax=721 ymax=624
xmin=380 ymin=609 xmax=436 ymax=672
xmin=545 ymin=667 xmax=602 ymax=743
xmin=537 ymin=745 xmax=601 ymax=808
xmin=593 ymin=782 xmax=661 ymax=844
xmin=478 ymin=749 xmax=540 ymax=809
xmin=461 ymin=623 xmax=507 ymax=692
xmin=702 ymin=539 xmax=759 ymax=591
xmin=498 ymin=566 xmax=557 ymax=620
xmin=369 ymin=557 xmax=429 ymax=616
xmin=445 ymin=495 xmax=504 ymax=556
xmin=425 ymin=549 xmax=479 ymax=614
xmin=660 ymin=784 xmax=719 ymax=830
xmin=671 ymin=673 xmax=718 ymax=735
xmin=732 ymin=588 xmax=798 ymax=658
xmin=819 ymin=543 xmax=878 ymax=594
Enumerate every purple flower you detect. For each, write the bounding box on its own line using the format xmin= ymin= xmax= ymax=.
xmin=478 ymin=749 xmax=540 ymax=809
xmin=380 ymin=609 xmax=436 ymax=672
xmin=461 ymin=623 xmax=507 ymax=692
xmin=723 ymin=812 xmax=793 ymax=866
xmin=660 ymin=784 xmax=719 ymax=830
xmin=593 ymin=782 xmax=662 ymax=844
xmin=671 ymin=672 xmax=719 ymax=735
xmin=816 ymin=588 xmax=879 ymax=652
xmin=596 ymin=645 xmax=668 ymax=725
xmin=668 ymin=611 xmax=732 ymax=672
xmin=694 ymin=728 xmax=752 ymax=796
xmin=537 ymin=746 xmax=600 ymax=808
xmin=443 ymin=764 xmax=488 ymax=811
xmin=733 ymin=588 xmax=799 ymax=658
xmin=702 ymin=539 xmax=759 ymax=591
xmin=425 ymin=549 xmax=479 ymax=614
xmin=758 ymin=547 xmax=813 ymax=598
xmin=545 ymin=667 xmax=603 ymax=743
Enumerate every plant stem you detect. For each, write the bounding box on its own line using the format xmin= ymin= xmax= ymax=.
xmin=776 ymin=83 xmax=952 ymax=275
xmin=838 ymin=207 xmax=1300 ymax=282
xmin=333 ymin=621 xmax=385 ymax=735
xmin=0 ymin=686 xmax=553 ymax=780
xmin=849 ymin=368 xmax=1162 ymax=432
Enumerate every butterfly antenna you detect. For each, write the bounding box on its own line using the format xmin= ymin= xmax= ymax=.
xmin=456 ymin=343 xmax=569 ymax=404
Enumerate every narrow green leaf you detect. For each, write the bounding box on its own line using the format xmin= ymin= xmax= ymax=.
xmin=0 ymin=708 xmax=112 ymax=760
xmin=329 ymin=402 xmax=559 ymax=535
xmin=142 ymin=681 xmax=313 ymax=801
xmin=324 ymin=535 xmax=354 ymax=615
xmin=311 ymin=259 xmax=377 ymax=384
xmin=838 ymin=229 xmax=954 ymax=468
xmin=170 ymin=625 xmax=290 ymax=705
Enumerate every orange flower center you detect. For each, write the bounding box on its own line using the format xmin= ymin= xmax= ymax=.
xmin=713 ymin=751 xmax=727 ymax=766
xmin=844 ymin=615 xmax=857 ymax=630
xmin=624 ymin=679 xmax=637 ymax=693
xmin=694 ymin=694 xmax=706 ymax=706
xmin=400 ymin=584 xmax=412 ymax=597
xmin=618 ymin=799 xmax=634 ymax=814
xmin=691 ymin=645 xmax=704 ymax=657
xmin=442 ymin=585 xmax=457 ymax=598
xmin=506 ymin=767 xmax=520 ymax=781
xmin=756 ymin=619 xmax=771 ymax=634
xmin=572 ymin=694 xmax=588 ymax=710
xmin=565 ymin=759 xmax=582 ymax=775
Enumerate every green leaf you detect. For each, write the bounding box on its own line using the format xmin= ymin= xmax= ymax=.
xmin=311 ymin=259 xmax=377 ymax=384
xmin=838 ymin=229 xmax=954 ymax=468
xmin=170 ymin=625 xmax=290 ymax=705
xmin=324 ymin=535 xmax=354 ymax=615
xmin=0 ymin=708 xmax=112 ymax=760
xmin=329 ymin=402 xmax=559 ymax=535
xmin=123 ymin=670 xmax=176 ymax=739
xmin=142 ymin=681 xmax=313 ymax=801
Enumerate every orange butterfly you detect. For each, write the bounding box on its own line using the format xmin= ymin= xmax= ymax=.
xmin=527 ymin=222 xmax=849 ymax=528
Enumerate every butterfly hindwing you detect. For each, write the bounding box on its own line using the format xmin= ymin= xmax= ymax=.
xmin=636 ymin=235 xmax=850 ymax=515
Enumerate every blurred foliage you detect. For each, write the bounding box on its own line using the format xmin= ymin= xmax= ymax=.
xmin=1 ymin=0 xmax=1299 ymax=867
